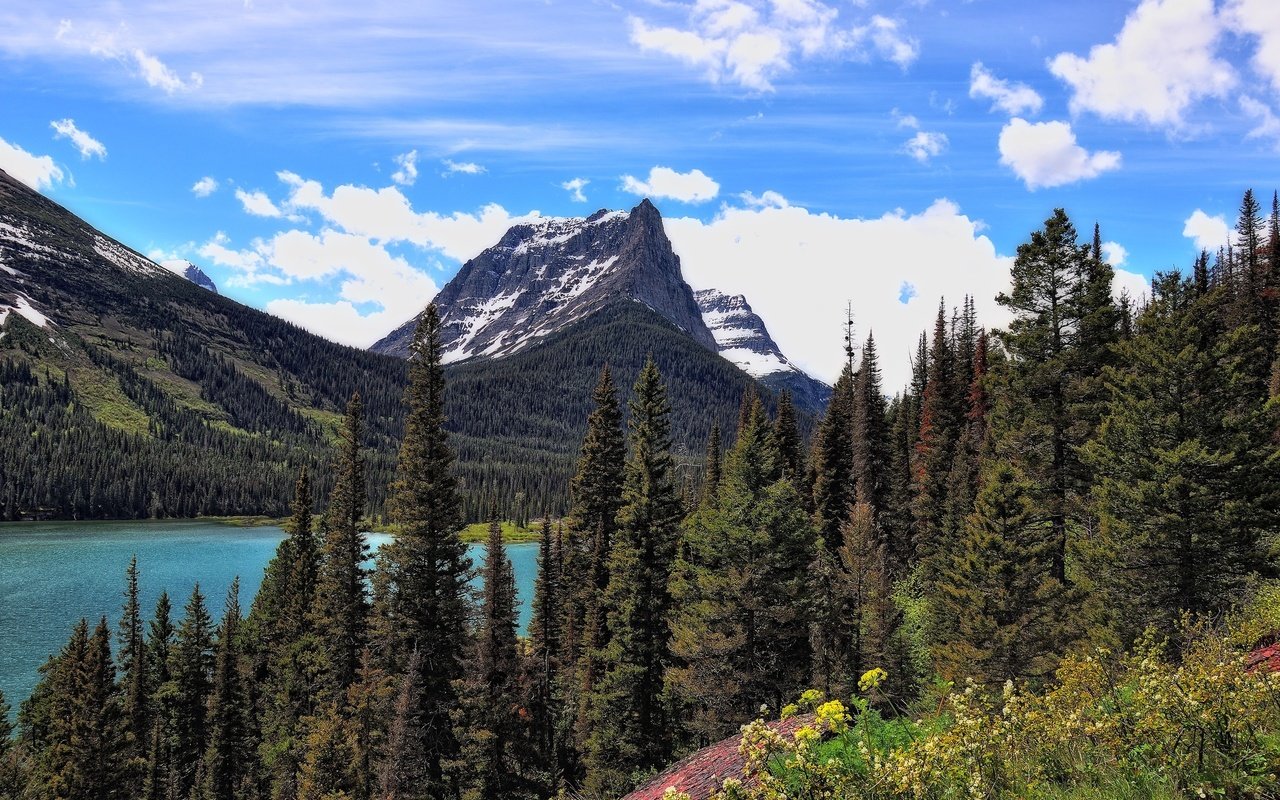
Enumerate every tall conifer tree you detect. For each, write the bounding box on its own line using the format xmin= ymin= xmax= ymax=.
xmin=382 ymin=305 xmax=471 ymax=797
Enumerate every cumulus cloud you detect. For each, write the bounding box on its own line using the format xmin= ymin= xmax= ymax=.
xmin=1241 ymin=96 xmax=1280 ymax=147
xmin=903 ymin=130 xmax=948 ymax=163
xmin=1183 ymin=209 xmax=1232 ymax=251
xmin=1048 ymin=0 xmax=1235 ymax=128
xmin=275 ymin=171 xmax=538 ymax=260
xmin=235 ymin=188 xmax=285 ymax=218
xmin=664 ymin=198 xmax=1015 ymax=387
xmin=191 ymin=176 xmax=218 ymax=197
xmin=997 ymin=118 xmax=1121 ymax=189
xmin=0 ymin=136 xmax=65 ymax=190
xmin=968 ymin=63 xmax=1043 ymax=116
xmin=620 ymin=166 xmax=719 ymax=204
xmin=391 ymin=150 xmax=419 ymax=186
xmin=49 ymin=119 xmax=106 ymax=160
xmin=1224 ymin=0 xmax=1280 ymax=95
xmin=1101 ymin=240 xmax=1128 ymax=266
xmin=627 ymin=1 xmax=915 ymax=92
xmin=562 ymin=177 xmax=589 ymax=202
xmin=442 ymin=159 xmax=486 ymax=177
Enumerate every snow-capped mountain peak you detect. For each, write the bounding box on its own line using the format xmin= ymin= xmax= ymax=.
xmin=161 ymin=260 xmax=218 ymax=294
xmin=372 ymin=199 xmax=715 ymax=361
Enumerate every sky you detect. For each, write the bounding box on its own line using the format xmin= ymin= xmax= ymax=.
xmin=0 ymin=0 xmax=1277 ymax=389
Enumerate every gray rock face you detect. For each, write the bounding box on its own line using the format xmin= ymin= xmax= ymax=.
xmin=694 ymin=288 xmax=831 ymax=411
xmin=181 ymin=263 xmax=217 ymax=294
xmin=372 ymin=199 xmax=716 ymax=361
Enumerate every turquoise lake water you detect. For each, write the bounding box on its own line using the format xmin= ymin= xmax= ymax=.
xmin=0 ymin=520 xmax=538 ymax=711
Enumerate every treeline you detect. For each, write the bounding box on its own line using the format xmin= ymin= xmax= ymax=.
xmin=3 ymin=192 xmax=1280 ymax=800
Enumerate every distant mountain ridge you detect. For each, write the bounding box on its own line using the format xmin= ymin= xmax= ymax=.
xmin=694 ymin=288 xmax=831 ymax=410
xmin=373 ymin=199 xmax=829 ymax=410
xmin=162 ymin=259 xmax=218 ymax=293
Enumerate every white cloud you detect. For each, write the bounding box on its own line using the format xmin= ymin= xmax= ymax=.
xmin=200 ymin=227 xmax=438 ymax=347
xmin=738 ymin=189 xmax=789 ymax=208
xmin=442 ymin=159 xmax=486 ymax=176
xmin=191 ymin=176 xmax=218 ymax=197
xmin=1240 ymin=96 xmax=1280 ymax=147
xmin=276 ymin=171 xmax=541 ymax=261
xmin=620 ymin=166 xmax=719 ymax=204
xmin=562 ymin=177 xmax=589 ymax=202
xmin=627 ymin=1 xmax=915 ymax=92
xmin=131 ymin=48 xmax=202 ymax=94
xmin=892 ymin=108 xmax=919 ymax=129
xmin=0 ymin=137 xmax=65 ymax=190
xmin=968 ymin=63 xmax=1043 ymax=116
xmin=1101 ymin=240 xmax=1128 ymax=266
xmin=391 ymin=150 xmax=419 ymax=186
xmin=235 ymin=188 xmax=285 ymax=218
xmin=903 ymin=130 xmax=948 ymax=163
xmin=997 ymin=118 xmax=1121 ymax=189
xmin=665 ymin=198 xmax=1014 ymax=388
xmin=1048 ymin=0 xmax=1235 ymax=128
xmin=49 ymin=119 xmax=106 ymax=160
xmin=1225 ymin=0 xmax=1280 ymax=95
xmin=1182 ymin=209 xmax=1232 ymax=251
xmin=864 ymin=16 xmax=918 ymax=69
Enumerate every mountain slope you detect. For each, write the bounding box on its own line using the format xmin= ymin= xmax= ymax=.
xmin=0 ymin=167 xmax=408 ymax=519
xmin=695 ymin=288 xmax=831 ymax=410
xmin=372 ymin=199 xmax=716 ymax=360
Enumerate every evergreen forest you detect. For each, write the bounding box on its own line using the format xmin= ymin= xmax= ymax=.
xmin=4 ymin=193 xmax=1280 ymax=799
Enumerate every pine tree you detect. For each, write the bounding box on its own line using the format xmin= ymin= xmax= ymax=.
xmin=1083 ymin=272 xmax=1280 ymax=643
xmin=526 ymin=517 xmax=561 ymax=793
xmin=772 ymin=391 xmax=804 ymax=483
xmin=699 ymin=421 xmax=723 ymax=508
xmin=140 ymin=592 xmax=174 ymax=800
xmin=202 ymin=580 xmax=249 ymax=800
xmin=559 ymin=365 xmax=625 ymax=754
xmin=375 ymin=651 xmax=425 ymax=800
xmin=668 ymin=400 xmax=814 ymax=744
xmin=913 ymin=300 xmax=963 ymax=575
xmin=0 ymin=689 xmax=23 ymax=798
xmin=313 ymin=393 xmax=370 ymax=693
xmin=118 ymin=556 xmax=150 ymax=780
xmin=993 ymin=208 xmax=1093 ymax=583
xmin=381 ymin=305 xmax=472 ymax=797
xmin=584 ymin=357 xmax=683 ymax=795
xmin=853 ymin=334 xmax=893 ymax=521
xmin=933 ymin=462 xmax=1072 ymax=688
xmin=169 ymin=585 xmax=214 ymax=799
xmin=459 ymin=517 xmax=524 ymax=800
xmin=812 ymin=363 xmax=855 ymax=547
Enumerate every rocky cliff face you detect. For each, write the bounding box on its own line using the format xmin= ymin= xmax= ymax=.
xmin=695 ymin=288 xmax=832 ymax=410
xmin=372 ymin=199 xmax=715 ymax=361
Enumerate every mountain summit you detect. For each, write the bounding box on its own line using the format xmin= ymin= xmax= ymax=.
xmin=373 ymin=199 xmax=828 ymax=409
xmin=373 ymin=199 xmax=715 ymax=361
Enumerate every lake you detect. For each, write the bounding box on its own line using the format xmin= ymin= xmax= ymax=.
xmin=0 ymin=520 xmax=538 ymax=711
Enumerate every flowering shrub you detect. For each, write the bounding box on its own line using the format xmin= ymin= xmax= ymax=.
xmin=690 ymin=611 xmax=1280 ymax=799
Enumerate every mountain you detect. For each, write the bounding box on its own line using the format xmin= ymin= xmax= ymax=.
xmin=694 ymin=288 xmax=831 ymax=410
xmin=373 ymin=199 xmax=828 ymax=412
xmin=373 ymin=199 xmax=717 ymax=360
xmin=162 ymin=259 xmax=218 ymax=293
xmin=0 ymin=167 xmax=409 ymax=520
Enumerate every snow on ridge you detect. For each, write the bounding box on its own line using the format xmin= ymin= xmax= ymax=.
xmin=94 ymin=236 xmax=166 ymax=277
xmin=720 ymin=346 xmax=791 ymax=378
xmin=509 ymin=209 xmax=629 ymax=257
xmin=443 ymin=289 xmax=524 ymax=362
xmin=0 ymin=294 xmax=52 ymax=329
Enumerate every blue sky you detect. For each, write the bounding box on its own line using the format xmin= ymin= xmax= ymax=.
xmin=1 ymin=0 xmax=1277 ymax=386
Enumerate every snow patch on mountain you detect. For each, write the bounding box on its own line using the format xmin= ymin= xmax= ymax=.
xmin=0 ymin=294 xmax=52 ymax=329
xmin=94 ymin=236 xmax=167 ymax=278
xmin=694 ymin=287 xmax=802 ymax=379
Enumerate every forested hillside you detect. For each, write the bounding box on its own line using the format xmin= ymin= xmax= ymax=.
xmin=0 ymin=169 xmax=788 ymax=522
xmin=4 ymin=192 xmax=1279 ymax=799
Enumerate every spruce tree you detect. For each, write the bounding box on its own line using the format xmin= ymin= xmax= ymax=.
xmin=668 ymin=399 xmax=814 ymax=744
xmin=382 ymin=305 xmax=471 ymax=797
xmin=169 ymin=585 xmax=214 ymax=799
xmin=118 ymin=556 xmax=150 ymax=780
xmin=812 ymin=363 xmax=855 ymax=547
xmin=559 ymin=365 xmax=625 ymax=753
xmin=852 ymin=333 xmax=893 ymax=520
xmin=1083 ymin=272 xmax=1280 ymax=643
xmin=772 ymin=391 xmax=804 ymax=483
xmin=313 ymin=393 xmax=370 ymax=693
xmin=459 ymin=517 xmax=524 ymax=800
xmin=202 ymin=580 xmax=249 ymax=800
xmin=933 ymin=462 xmax=1072 ymax=688
xmin=913 ymin=300 xmax=963 ymax=577
xmin=526 ymin=517 xmax=561 ymax=792
xmin=583 ymin=357 xmax=683 ymax=795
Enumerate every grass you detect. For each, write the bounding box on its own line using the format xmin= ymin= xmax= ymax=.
xmin=72 ymin=365 xmax=152 ymax=436
xmin=460 ymin=520 xmax=541 ymax=543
